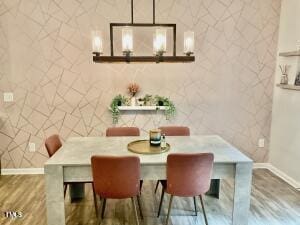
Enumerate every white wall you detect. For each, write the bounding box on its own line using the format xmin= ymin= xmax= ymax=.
xmin=269 ymin=0 xmax=300 ymax=188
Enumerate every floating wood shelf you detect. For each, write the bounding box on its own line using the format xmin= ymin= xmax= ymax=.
xmin=279 ymin=51 xmax=300 ymax=57
xmin=276 ymin=84 xmax=300 ymax=90
xmin=118 ymin=106 xmax=166 ymax=111
xmin=93 ymin=56 xmax=195 ymax=63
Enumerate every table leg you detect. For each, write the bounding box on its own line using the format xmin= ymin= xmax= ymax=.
xmin=232 ymin=162 xmax=252 ymax=225
xmin=45 ymin=165 xmax=65 ymax=225
xmin=69 ymin=183 xmax=85 ymax=202
xmin=206 ymin=179 xmax=220 ymax=198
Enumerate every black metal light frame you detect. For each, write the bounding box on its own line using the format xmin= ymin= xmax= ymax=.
xmin=93 ymin=0 xmax=195 ymax=63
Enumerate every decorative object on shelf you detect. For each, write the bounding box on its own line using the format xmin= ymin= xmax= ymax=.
xmin=127 ymin=139 xmax=170 ymax=154
xmin=154 ymin=95 xmax=176 ymax=120
xmin=109 ymin=95 xmax=128 ymax=124
xmin=128 ymin=83 xmax=140 ymax=106
xmin=279 ymin=65 xmax=290 ymax=85
xmin=294 ymin=73 xmax=300 ymax=86
xmin=137 ymin=98 xmax=144 ymax=106
xmin=149 ymin=129 xmax=161 ymax=146
xmin=92 ymin=0 xmax=195 ymax=63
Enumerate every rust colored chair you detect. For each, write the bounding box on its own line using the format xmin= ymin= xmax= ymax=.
xmin=106 ymin=127 xmax=140 ymax=137
xmin=45 ymin=135 xmax=97 ymax=214
xmin=158 ymin=126 xmax=190 ymax=136
xmin=158 ymin=153 xmax=214 ymax=225
xmin=155 ymin=126 xmax=191 ymax=197
xmin=91 ymin=156 xmax=142 ymax=225
xmin=106 ymin=126 xmax=144 ymax=193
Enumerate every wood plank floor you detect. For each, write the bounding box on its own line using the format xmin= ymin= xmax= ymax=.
xmin=0 ymin=169 xmax=299 ymax=225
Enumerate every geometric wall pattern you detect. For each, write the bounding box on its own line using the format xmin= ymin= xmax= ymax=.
xmin=0 ymin=0 xmax=281 ymax=168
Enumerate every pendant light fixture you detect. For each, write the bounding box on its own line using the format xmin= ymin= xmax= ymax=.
xmin=92 ymin=0 xmax=195 ymax=63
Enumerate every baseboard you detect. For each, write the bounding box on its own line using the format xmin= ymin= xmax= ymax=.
xmin=254 ymin=163 xmax=300 ymax=190
xmin=1 ymin=168 xmax=44 ymax=175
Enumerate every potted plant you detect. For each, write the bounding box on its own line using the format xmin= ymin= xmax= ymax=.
xmin=109 ymin=94 xmax=127 ymax=124
xmin=155 ymin=95 xmax=176 ymax=120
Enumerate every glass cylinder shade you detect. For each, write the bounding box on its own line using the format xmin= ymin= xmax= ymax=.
xmin=122 ymin=27 xmax=133 ymax=54
xmin=153 ymin=29 xmax=167 ymax=55
xmin=184 ymin=31 xmax=194 ymax=55
xmin=92 ymin=31 xmax=103 ymax=54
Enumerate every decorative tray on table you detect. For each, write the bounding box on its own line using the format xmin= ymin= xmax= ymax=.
xmin=127 ymin=140 xmax=170 ymax=154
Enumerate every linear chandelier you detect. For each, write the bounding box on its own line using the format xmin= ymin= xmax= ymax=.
xmin=92 ymin=0 xmax=195 ymax=63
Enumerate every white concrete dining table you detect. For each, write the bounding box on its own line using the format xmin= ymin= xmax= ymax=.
xmin=44 ymin=135 xmax=253 ymax=225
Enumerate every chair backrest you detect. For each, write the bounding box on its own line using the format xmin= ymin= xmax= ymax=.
xmin=158 ymin=126 xmax=190 ymax=136
xmin=106 ymin=127 xmax=140 ymax=137
xmin=166 ymin=153 xmax=214 ymax=196
xmin=91 ymin=156 xmax=140 ymax=199
xmin=45 ymin=134 xmax=62 ymax=157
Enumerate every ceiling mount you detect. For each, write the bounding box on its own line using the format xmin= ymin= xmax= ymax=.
xmin=92 ymin=0 xmax=195 ymax=63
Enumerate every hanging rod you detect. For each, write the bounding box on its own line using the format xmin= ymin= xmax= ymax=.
xmin=130 ymin=0 xmax=156 ymax=24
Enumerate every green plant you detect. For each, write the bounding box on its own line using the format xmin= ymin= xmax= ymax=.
xmin=109 ymin=94 xmax=128 ymax=124
xmin=154 ymin=95 xmax=176 ymax=120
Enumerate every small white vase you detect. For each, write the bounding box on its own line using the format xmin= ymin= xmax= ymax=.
xmin=131 ymin=96 xmax=136 ymax=106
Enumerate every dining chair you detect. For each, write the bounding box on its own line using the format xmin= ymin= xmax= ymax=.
xmin=158 ymin=126 xmax=190 ymax=136
xmin=155 ymin=126 xmax=194 ymax=213
xmin=91 ymin=155 xmax=143 ymax=225
xmin=106 ymin=127 xmax=140 ymax=136
xmin=158 ymin=153 xmax=214 ymax=225
xmin=45 ymin=135 xmax=98 ymax=215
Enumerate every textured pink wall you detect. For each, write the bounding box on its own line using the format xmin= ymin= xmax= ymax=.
xmin=0 ymin=0 xmax=281 ymax=168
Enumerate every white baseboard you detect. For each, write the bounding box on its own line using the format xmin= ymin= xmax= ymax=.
xmin=254 ymin=163 xmax=300 ymax=190
xmin=1 ymin=168 xmax=44 ymax=175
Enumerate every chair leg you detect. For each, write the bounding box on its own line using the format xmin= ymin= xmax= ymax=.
xmin=140 ymin=180 xmax=143 ymax=193
xmin=131 ymin=197 xmax=140 ymax=225
xmin=136 ymin=195 xmax=144 ymax=219
xmin=165 ymin=195 xmax=173 ymax=225
xmin=193 ymin=196 xmax=197 ymax=216
xmin=64 ymin=184 xmax=67 ymax=198
xmin=154 ymin=180 xmax=160 ymax=193
xmin=157 ymin=189 xmax=165 ymax=217
xmin=101 ymin=198 xmax=106 ymax=219
xmin=97 ymin=198 xmax=105 ymax=225
xmin=199 ymin=195 xmax=208 ymax=225
xmin=92 ymin=183 xmax=98 ymax=216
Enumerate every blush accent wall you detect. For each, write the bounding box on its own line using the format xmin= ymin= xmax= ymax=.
xmin=0 ymin=0 xmax=281 ymax=168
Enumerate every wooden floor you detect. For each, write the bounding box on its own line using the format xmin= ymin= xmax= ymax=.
xmin=0 ymin=169 xmax=299 ymax=225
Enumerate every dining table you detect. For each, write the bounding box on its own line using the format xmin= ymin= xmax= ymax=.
xmin=44 ymin=135 xmax=253 ymax=225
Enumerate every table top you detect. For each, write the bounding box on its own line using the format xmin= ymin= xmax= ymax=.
xmin=45 ymin=135 xmax=252 ymax=166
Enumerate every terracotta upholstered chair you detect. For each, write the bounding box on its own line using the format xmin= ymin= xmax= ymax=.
xmin=155 ymin=126 xmax=191 ymax=195
xmin=45 ymin=135 xmax=97 ymax=214
xmin=106 ymin=127 xmax=140 ymax=137
xmin=106 ymin=126 xmax=144 ymax=191
xmin=158 ymin=153 xmax=214 ymax=225
xmin=91 ymin=156 xmax=143 ymax=225
xmin=158 ymin=126 xmax=190 ymax=137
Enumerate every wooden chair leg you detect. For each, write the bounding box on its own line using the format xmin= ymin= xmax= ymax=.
xmin=64 ymin=184 xmax=67 ymax=198
xmin=199 ymin=195 xmax=208 ymax=225
xmin=131 ymin=197 xmax=140 ymax=225
xmin=165 ymin=195 xmax=174 ymax=225
xmin=154 ymin=180 xmax=160 ymax=193
xmin=157 ymin=189 xmax=165 ymax=217
xmin=101 ymin=198 xmax=106 ymax=219
xmin=92 ymin=183 xmax=98 ymax=216
xmin=193 ymin=196 xmax=197 ymax=216
xmin=136 ymin=195 xmax=143 ymax=219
